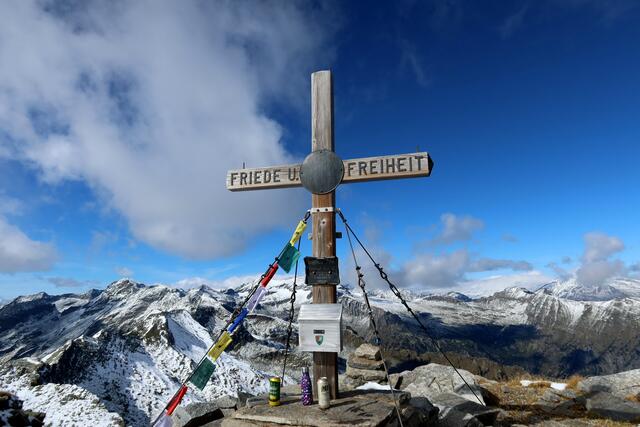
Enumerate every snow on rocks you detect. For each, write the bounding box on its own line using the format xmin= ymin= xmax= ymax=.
xmin=0 ymin=391 xmax=45 ymax=427
xmin=0 ymin=375 xmax=123 ymax=427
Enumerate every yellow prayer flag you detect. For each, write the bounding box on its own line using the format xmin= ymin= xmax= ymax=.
xmin=208 ymin=331 xmax=233 ymax=361
xmin=289 ymin=221 xmax=307 ymax=246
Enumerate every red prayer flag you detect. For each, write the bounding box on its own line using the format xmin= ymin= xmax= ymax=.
xmin=260 ymin=263 xmax=279 ymax=287
xmin=166 ymin=385 xmax=188 ymax=415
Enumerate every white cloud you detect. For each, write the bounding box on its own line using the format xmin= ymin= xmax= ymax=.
xmin=462 ymin=271 xmax=556 ymax=298
xmin=46 ymin=276 xmax=97 ymax=288
xmin=402 ymin=250 xmax=470 ymax=288
xmin=469 ymin=258 xmax=533 ymax=272
xmin=546 ymin=261 xmax=572 ymax=281
xmin=115 ymin=266 xmax=133 ymax=278
xmin=576 ymin=259 xmax=625 ymax=286
xmin=576 ymin=232 xmax=625 ymax=286
xmin=0 ymin=1 xmax=337 ymax=259
xmin=581 ymin=232 xmax=624 ymax=263
xmin=0 ymin=194 xmax=24 ymax=216
xmin=0 ymin=217 xmax=57 ymax=273
xmin=172 ymin=274 xmax=257 ymax=290
xmin=431 ymin=213 xmax=484 ymax=245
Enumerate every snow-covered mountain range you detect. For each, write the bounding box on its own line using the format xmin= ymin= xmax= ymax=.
xmin=1 ymin=277 xmax=639 ymax=426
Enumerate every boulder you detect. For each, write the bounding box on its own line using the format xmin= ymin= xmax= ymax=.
xmin=429 ymin=392 xmax=501 ymax=427
xmin=390 ymin=363 xmax=485 ymax=405
xmin=347 ymin=354 xmax=384 ymax=371
xmin=585 ymin=391 xmax=640 ymax=422
xmin=535 ymin=389 xmax=584 ymax=418
xmin=172 ymin=402 xmax=225 ymax=427
xmin=401 ymin=397 xmax=439 ymax=427
xmin=345 ymin=366 xmax=387 ymax=382
xmin=578 ymin=368 xmax=640 ymax=399
xmin=353 ymin=343 xmax=381 ymax=361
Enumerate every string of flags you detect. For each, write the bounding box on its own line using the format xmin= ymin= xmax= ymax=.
xmin=151 ymin=214 xmax=309 ymax=427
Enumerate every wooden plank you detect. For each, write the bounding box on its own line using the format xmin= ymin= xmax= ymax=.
xmin=225 ymin=152 xmax=432 ymax=191
xmin=342 ymin=151 xmax=432 ymax=183
xmin=225 ymin=164 xmax=301 ymax=191
xmin=310 ymin=70 xmax=339 ymax=400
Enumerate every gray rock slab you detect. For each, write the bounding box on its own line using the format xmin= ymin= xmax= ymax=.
xmin=585 ymin=391 xmax=640 ymax=422
xmin=391 ymin=363 xmax=485 ymax=405
xmin=529 ymin=421 xmax=594 ymax=427
xmin=430 ymin=392 xmax=501 ymax=427
xmin=225 ymin=389 xmax=409 ymax=427
xmin=578 ymin=368 xmax=640 ymax=399
xmin=172 ymin=402 xmax=225 ymax=427
xmin=354 ymin=344 xmax=382 ymax=361
xmin=213 ymin=395 xmax=238 ymax=409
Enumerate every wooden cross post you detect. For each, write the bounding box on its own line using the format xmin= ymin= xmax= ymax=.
xmin=226 ymin=70 xmax=433 ymax=399
xmin=310 ymin=71 xmax=338 ymax=398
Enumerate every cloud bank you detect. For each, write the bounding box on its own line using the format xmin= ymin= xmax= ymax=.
xmin=0 ymin=0 xmax=337 ymax=259
xmin=576 ymin=232 xmax=626 ymax=286
xmin=0 ymin=217 xmax=57 ymax=273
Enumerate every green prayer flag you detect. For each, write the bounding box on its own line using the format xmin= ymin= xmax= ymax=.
xmin=189 ymin=358 xmax=215 ymax=390
xmin=278 ymin=242 xmax=300 ymax=273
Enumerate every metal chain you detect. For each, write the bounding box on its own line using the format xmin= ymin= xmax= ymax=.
xmin=281 ymin=237 xmax=302 ymax=384
xmin=338 ymin=210 xmax=485 ymax=407
xmin=344 ymin=222 xmax=404 ymax=427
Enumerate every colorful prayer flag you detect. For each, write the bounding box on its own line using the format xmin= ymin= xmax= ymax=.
xmin=289 ymin=220 xmax=307 ymax=246
xmin=189 ymin=358 xmax=216 ymax=390
xmin=278 ymin=243 xmax=300 ymax=273
xmin=152 ymin=410 xmax=173 ymax=427
xmin=260 ymin=263 xmax=279 ymax=286
xmin=166 ymin=385 xmax=188 ymax=415
xmin=208 ymin=331 xmax=233 ymax=361
xmin=246 ymin=285 xmax=267 ymax=312
xmin=228 ymin=308 xmax=248 ymax=334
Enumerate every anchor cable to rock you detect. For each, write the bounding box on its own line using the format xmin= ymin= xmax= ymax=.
xmin=337 ymin=209 xmax=485 ymax=407
xmin=343 ymin=219 xmax=404 ymax=427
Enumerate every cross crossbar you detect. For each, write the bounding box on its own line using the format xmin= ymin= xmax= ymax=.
xmin=226 ymin=152 xmax=432 ymax=192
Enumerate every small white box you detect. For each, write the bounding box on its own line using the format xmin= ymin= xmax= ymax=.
xmin=298 ymin=303 xmax=343 ymax=353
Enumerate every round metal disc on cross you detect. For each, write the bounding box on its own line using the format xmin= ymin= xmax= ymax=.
xmin=299 ymin=149 xmax=344 ymax=194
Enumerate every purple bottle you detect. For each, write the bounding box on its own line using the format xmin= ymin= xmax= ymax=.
xmin=300 ymin=366 xmax=313 ymax=405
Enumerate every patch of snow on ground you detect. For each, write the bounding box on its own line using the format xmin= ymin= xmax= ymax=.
xmin=356 ymin=382 xmax=398 ymax=391
xmin=520 ymin=380 xmax=567 ymax=391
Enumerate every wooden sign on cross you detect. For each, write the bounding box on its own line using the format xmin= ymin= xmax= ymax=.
xmin=225 ymin=70 xmax=433 ymax=399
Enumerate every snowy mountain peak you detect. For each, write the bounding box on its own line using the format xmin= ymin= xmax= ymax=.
xmin=536 ymin=277 xmax=640 ymax=301
xmin=14 ymin=292 xmax=50 ymax=304
xmin=493 ymin=286 xmax=534 ymax=300
xmin=103 ymin=278 xmax=146 ymax=299
xmin=443 ymin=291 xmax=473 ymax=302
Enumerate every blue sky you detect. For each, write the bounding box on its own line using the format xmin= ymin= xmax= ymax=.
xmin=0 ymin=0 xmax=639 ymax=300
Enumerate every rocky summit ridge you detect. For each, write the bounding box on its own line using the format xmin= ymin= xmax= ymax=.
xmin=0 ymin=277 xmax=639 ymax=425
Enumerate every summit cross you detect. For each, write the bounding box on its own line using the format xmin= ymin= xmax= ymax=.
xmin=225 ymin=70 xmax=433 ymax=399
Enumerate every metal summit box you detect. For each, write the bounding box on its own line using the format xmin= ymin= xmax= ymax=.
xmin=298 ymin=303 xmax=343 ymax=353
